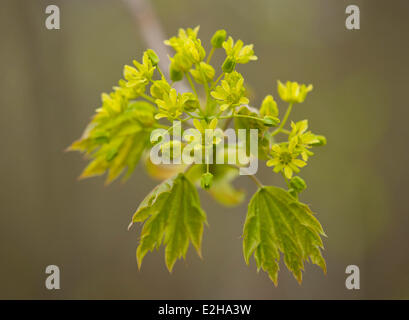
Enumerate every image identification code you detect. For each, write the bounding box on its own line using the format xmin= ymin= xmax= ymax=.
xmin=158 ymin=304 xmax=252 ymax=317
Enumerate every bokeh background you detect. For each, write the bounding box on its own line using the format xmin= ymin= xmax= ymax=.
xmin=0 ymin=0 xmax=408 ymax=299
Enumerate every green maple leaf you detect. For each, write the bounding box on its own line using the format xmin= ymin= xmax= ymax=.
xmin=69 ymin=101 xmax=155 ymax=183
xmin=243 ymin=186 xmax=326 ymax=285
xmin=129 ymin=173 xmax=207 ymax=272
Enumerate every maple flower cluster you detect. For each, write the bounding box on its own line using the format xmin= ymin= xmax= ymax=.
xmin=70 ymin=26 xmax=328 ymax=286
xmin=71 ymin=25 xmax=327 ymax=194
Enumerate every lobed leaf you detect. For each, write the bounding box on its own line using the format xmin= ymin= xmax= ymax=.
xmin=130 ymin=173 xmax=207 ymax=272
xmin=69 ymin=101 xmax=156 ymax=183
xmin=243 ymin=186 xmax=326 ymax=285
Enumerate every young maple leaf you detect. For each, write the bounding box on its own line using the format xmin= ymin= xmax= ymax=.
xmin=243 ymin=186 xmax=326 ymax=285
xmin=129 ymin=173 xmax=207 ymax=271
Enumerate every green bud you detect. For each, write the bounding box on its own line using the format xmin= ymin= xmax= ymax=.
xmin=289 ymin=176 xmax=307 ymax=193
xmin=263 ymin=116 xmax=280 ymax=127
xmin=200 ymin=172 xmax=213 ymax=190
xmin=170 ymin=63 xmax=183 ymax=82
xmin=260 ymin=95 xmax=278 ymax=117
xmin=146 ymin=49 xmax=159 ymax=66
xmin=311 ymin=135 xmax=327 ymax=146
xmin=171 ymin=53 xmax=193 ymax=72
xmin=222 ymin=57 xmax=236 ymax=73
xmin=211 ymin=29 xmax=227 ymax=48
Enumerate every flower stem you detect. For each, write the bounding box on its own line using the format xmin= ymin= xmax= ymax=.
xmin=272 ymin=103 xmax=293 ymax=137
xmin=228 ymin=164 xmax=264 ymax=188
xmin=206 ymin=47 xmax=215 ymax=64
xmin=186 ymin=73 xmax=198 ymax=98
xmin=249 ymin=174 xmax=264 ymax=188
xmin=185 ymin=111 xmax=204 ymax=119
xmin=282 ymin=172 xmax=290 ymax=187
xmin=156 ymin=65 xmax=165 ymax=79
xmin=234 ymin=114 xmax=264 ymax=122
xmin=211 ymin=72 xmax=224 ymax=89
xmin=197 ymin=64 xmax=210 ymax=114
xmin=140 ymin=93 xmax=156 ymax=104
xmin=219 ymin=114 xmax=264 ymax=122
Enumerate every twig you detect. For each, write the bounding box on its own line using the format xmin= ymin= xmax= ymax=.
xmin=122 ymin=0 xmax=189 ymax=93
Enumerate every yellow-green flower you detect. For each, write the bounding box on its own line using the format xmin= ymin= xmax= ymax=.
xmin=277 ymin=80 xmax=313 ymax=104
xmin=113 ymin=79 xmax=139 ymax=100
xmin=150 ymin=77 xmax=171 ymax=100
xmin=260 ymin=95 xmax=278 ymax=117
xmin=155 ymin=88 xmax=198 ymax=120
xmin=164 ymin=26 xmax=200 ymax=52
xmin=97 ymin=90 xmax=126 ymax=115
xmin=193 ymin=118 xmax=222 ymax=145
xmin=133 ymin=52 xmax=156 ymax=81
xmin=289 ymin=120 xmax=322 ymax=161
xmin=222 ymin=37 xmax=257 ymax=64
xmin=123 ymin=51 xmax=155 ymax=92
xmin=165 ymin=26 xmax=205 ymax=75
xmin=190 ymin=62 xmax=215 ymax=84
xmin=184 ymin=38 xmax=206 ymax=64
xmin=190 ymin=119 xmax=223 ymax=160
xmin=267 ymin=142 xmax=306 ymax=179
xmin=181 ymin=92 xmax=200 ymax=112
xmin=210 ymin=71 xmax=249 ymax=111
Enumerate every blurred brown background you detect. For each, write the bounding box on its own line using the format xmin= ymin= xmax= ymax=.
xmin=0 ymin=0 xmax=408 ymax=299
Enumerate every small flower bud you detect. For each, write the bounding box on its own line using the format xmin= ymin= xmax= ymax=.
xmin=260 ymin=95 xmax=278 ymax=117
xmin=171 ymin=53 xmax=193 ymax=72
xmin=146 ymin=49 xmax=159 ymax=66
xmin=311 ymin=135 xmax=327 ymax=146
xmin=289 ymin=176 xmax=307 ymax=193
xmin=222 ymin=57 xmax=236 ymax=73
xmin=200 ymin=172 xmax=213 ymax=190
xmin=211 ymin=29 xmax=227 ymax=48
